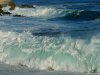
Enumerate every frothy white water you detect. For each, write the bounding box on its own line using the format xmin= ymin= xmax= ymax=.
xmin=0 ymin=64 xmax=93 ymax=75
xmin=2 ymin=5 xmax=100 ymax=21
xmin=0 ymin=30 xmax=100 ymax=73
xmin=3 ymin=6 xmax=64 ymax=18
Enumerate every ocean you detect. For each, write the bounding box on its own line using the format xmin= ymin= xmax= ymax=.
xmin=0 ymin=1 xmax=100 ymax=75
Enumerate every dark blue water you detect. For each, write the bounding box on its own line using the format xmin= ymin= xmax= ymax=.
xmin=14 ymin=0 xmax=100 ymax=4
xmin=0 ymin=2 xmax=100 ymax=73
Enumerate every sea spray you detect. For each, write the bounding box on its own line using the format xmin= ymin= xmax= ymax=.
xmin=0 ymin=31 xmax=100 ymax=72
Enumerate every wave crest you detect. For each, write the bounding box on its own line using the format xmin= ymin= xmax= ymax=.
xmin=2 ymin=6 xmax=100 ymax=20
xmin=0 ymin=31 xmax=100 ymax=73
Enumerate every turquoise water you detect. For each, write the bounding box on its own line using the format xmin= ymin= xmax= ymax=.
xmin=0 ymin=3 xmax=100 ymax=73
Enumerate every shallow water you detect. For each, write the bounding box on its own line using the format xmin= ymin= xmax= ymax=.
xmin=0 ymin=64 xmax=100 ymax=75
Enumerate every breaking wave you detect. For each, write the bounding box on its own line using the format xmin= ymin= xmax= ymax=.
xmin=0 ymin=30 xmax=100 ymax=73
xmin=2 ymin=6 xmax=100 ymax=20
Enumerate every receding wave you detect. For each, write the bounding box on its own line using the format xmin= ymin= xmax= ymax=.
xmin=2 ymin=6 xmax=100 ymax=20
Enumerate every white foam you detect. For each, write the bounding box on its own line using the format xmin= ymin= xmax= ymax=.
xmin=0 ymin=30 xmax=100 ymax=73
xmin=3 ymin=6 xmax=64 ymax=18
xmin=0 ymin=63 xmax=92 ymax=75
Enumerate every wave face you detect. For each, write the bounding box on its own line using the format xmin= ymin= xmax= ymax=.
xmin=62 ymin=10 xmax=100 ymax=20
xmin=2 ymin=5 xmax=100 ymax=20
xmin=0 ymin=30 xmax=100 ymax=73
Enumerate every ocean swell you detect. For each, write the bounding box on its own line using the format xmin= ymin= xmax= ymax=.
xmin=62 ymin=10 xmax=100 ymax=20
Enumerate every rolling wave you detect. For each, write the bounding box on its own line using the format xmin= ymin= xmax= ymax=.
xmin=2 ymin=6 xmax=100 ymax=20
xmin=61 ymin=10 xmax=100 ymax=20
